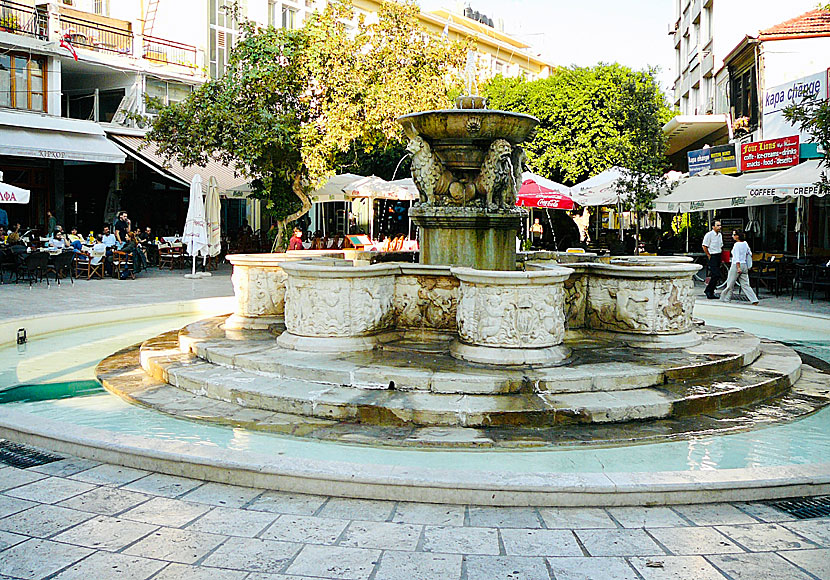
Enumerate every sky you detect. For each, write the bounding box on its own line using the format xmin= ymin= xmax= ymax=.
xmin=419 ymin=0 xmax=677 ymax=93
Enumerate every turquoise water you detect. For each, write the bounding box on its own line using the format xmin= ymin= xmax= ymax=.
xmin=1 ymin=310 xmax=828 ymax=473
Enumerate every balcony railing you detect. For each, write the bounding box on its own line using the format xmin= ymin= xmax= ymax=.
xmin=0 ymin=0 xmax=47 ymax=40
xmin=143 ymin=35 xmax=198 ymax=69
xmin=58 ymin=12 xmax=133 ymax=55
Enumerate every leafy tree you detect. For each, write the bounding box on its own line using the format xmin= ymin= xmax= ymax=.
xmin=147 ymin=0 xmax=465 ymax=250
xmin=784 ymin=95 xmax=830 ymax=195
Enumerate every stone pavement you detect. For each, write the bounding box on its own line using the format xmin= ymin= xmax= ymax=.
xmin=0 ymin=455 xmax=828 ymax=579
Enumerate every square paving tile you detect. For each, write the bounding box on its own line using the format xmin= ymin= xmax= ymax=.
xmin=646 ymin=526 xmax=743 ymax=555
xmin=340 ymin=520 xmax=422 ymax=551
xmin=467 ymin=506 xmax=542 ymax=529
xmin=6 ymin=476 xmax=96 ymax=504
xmin=671 ymin=503 xmax=757 ymax=526
xmin=70 ymin=464 xmax=149 ymax=486
xmin=50 ymin=550 xmax=167 ymax=579
xmin=261 ymin=514 xmax=349 ymax=544
xmin=707 ymin=552 xmax=815 ymax=580
xmin=201 ymin=536 xmax=301 ymax=572
xmin=0 ymin=538 xmax=93 ymax=579
xmin=179 ymin=482 xmax=263 ymax=508
xmin=735 ymin=502 xmax=796 ymax=523
xmin=120 ymin=496 xmax=211 ymax=527
xmin=0 ymin=494 xmax=37 ymax=519
xmin=629 ymin=555 xmax=726 ymax=580
xmin=152 ymin=563 xmax=249 ymax=580
xmin=0 ymin=504 xmax=94 ymax=537
xmin=123 ymin=473 xmax=202 ymax=498
xmin=575 ymin=529 xmax=665 ymax=557
xmin=124 ymin=527 xmax=227 ymax=564
xmin=547 ymin=556 xmax=638 ymax=580
xmin=0 ymin=466 xmax=47 ymax=491
xmin=246 ymin=490 xmax=328 ymax=516
xmin=391 ymin=502 xmax=465 ymax=526
xmin=374 ymin=551 xmax=461 ymax=580
xmin=783 ymin=518 xmax=830 ymax=547
xmin=779 ymin=548 xmax=830 ymax=579
xmin=57 ymin=486 xmax=151 ymax=516
xmin=715 ymin=523 xmax=819 ymax=552
xmin=538 ymin=508 xmax=617 ymax=529
xmin=421 ymin=525 xmax=500 ymax=555
xmin=29 ymin=458 xmax=100 ymax=478
xmin=52 ymin=515 xmax=157 ymax=551
xmin=0 ymin=529 xmax=27 ymax=550
xmin=285 ymin=544 xmax=380 ymax=580
xmin=500 ymin=528 xmax=582 ymax=557
xmin=186 ymin=505 xmax=276 ymax=538
xmin=465 ymin=555 xmax=549 ymax=580
xmin=607 ymin=506 xmax=689 ymax=528
xmin=316 ymin=498 xmax=395 ymax=522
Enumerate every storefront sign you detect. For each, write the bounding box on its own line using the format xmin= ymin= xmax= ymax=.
xmin=38 ymin=150 xmax=66 ymax=159
xmin=763 ymin=69 xmax=829 ymax=140
xmin=740 ymin=136 xmax=799 ymax=172
xmin=686 ymin=144 xmax=737 ymax=176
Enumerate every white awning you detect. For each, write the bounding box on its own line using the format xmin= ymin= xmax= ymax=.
xmin=310 ymin=173 xmax=363 ymax=203
xmin=0 ymin=112 xmax=125 ymax=164
xmin=654 ymin=171 xmax=788 ymax=213
xmin=0 ymin=182 xmax=30 ymax=204
xmin=344 ymin=175 xmax=419 ymax=201
xmin=662 ymin=114 xmax=730 ymax=156
xmin=746 ymin=160 xmax=828 ymax=198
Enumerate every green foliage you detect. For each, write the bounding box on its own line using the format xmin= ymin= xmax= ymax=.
xmin=784 ymin=95 xmax=830 ymax=194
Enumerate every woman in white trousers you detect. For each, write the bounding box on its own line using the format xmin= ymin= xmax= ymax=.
xmin=720 ymin=230 xmax=759 ymax=305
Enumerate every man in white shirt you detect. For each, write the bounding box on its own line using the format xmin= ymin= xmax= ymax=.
xmin=101 ymin=225 xmax=117 ymax=248
xmin=702 ymin=220 xmax=723 ymax=299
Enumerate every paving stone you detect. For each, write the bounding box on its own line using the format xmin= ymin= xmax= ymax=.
xmin=779 ymin=548 xmax=830 ymax=579
xmin=607 ymin=506 xmax=689 ymax=528
xmin=0 ymin=494 xmax=37 ymax=518
xmin=422 ymin=525 xmax=500 ymax=555
xmin=707 ymin=552 xmax=815 ymax=580
xmin=69 ymin=464 xmax=150 ymax=486
xmin=500 ymin=528 xmax=582 ymax=557
xmin=715 ymin=523 xmax=819 ymax=551
xmin=671 ymin=503 xmax=757 ymax=526
xmin=464 ymin=555 xmax=550 ymax=580
xmin=50 ymin=551 xmax=167 ymax=579
xmin=547 ymin=556 xmax=638 ymax=580
xmin=152 ymin=563 xmax=249 ymax=580
xmin=340 ymin=520 xmax=422 ymax=551
xmin=629 ymin=555 xmax=726 ymax=580
xmin=316 ymin=498 xmax=395 ymax=522
xmin=468 ymin=506 xmax=542 ymax=529
xmin=123 ymin=473 xmax=203 ymax=498
xmin=201 ymin=536 xmax=301 ymax=572
xmin=285 ymin=544 xmax=380 ymax=580
xmin=0 ymin=466 xmax=47 ymax=491
xmin=373 ymin=551 xmax=462 ymax=580
xmin=0 ymin=538 xmax=93 ymax=579
xmin=0 ymin=504 xmax=94 ymax=537
xmin=120 ymin=496 xmax=211 ymax=527
xmin=783 ymin=518 xmax=830 ymax=547
xmin=575 ymin=529 xmax=665 ymax=557
xmin=736 ymin=502 xmax=796 ymax=523
xmin=538 ymin=508 xmax=617 ymax=529
xmin=246 ymin=490 xmax=328 ymax=516
xmin=5 ymin=476 xmax=96 ymax=504
xmin=391 ymin=502 xmax=465 ymax=526
xmin=179 ymin=482 xmax=263 ymax=508
xmin=124 ymin=527 xmax=227 ymax=564
xmin=52 ymin=515 xmax=157 ymax=551
xmin=0 ymin=529 xmax=27 ymax=550
xmin=261 ymin=514 xmax=349 ymax=544
xmin=646 ymin=526 xmax=743 ymax=555
xmin=57 ymin=486 xmax=152 ymax=516
xmin=186 ymin=505 xmax=276 ymax=538
xmin=29 ymin=458 xmax=100 ymax=477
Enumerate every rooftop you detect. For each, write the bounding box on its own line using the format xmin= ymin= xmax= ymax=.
xmin=759 ymin=8 xmax=830 ymax=40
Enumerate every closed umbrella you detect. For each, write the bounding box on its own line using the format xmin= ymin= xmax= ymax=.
xmin=182 ymin=174 xmax=208 ymax=279
xmin=795 ymin=196 xmax=807 ymax=259
xmin=203 ymin=176 xmax=222 ymax=275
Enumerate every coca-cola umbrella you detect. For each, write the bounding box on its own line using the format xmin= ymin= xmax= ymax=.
xmin=515 ymin=174 xmax=574 ymax=210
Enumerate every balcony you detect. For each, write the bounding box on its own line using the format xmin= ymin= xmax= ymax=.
xmin=143 ymin=36 xmax=198 ymax=70
xmin=0 ymin=0 xmax=47 ymax=39
xmin=58 ymin=9 xmax=133 ymax=56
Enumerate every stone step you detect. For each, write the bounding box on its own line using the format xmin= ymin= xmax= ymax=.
xmin=140 ymin=338 xmax=800 ymax=428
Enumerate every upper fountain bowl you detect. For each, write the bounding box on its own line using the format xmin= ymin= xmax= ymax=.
xmin=397 ymin=109 xmax=539 ymax=146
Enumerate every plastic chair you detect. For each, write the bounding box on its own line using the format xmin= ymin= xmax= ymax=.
xmin=16 ymin=251 xmax=49 ymax=287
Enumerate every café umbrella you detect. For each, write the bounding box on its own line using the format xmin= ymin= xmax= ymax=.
xmin=181 ymin=174 xmax=208 ymax=279
xmin=515 ymin=174 xmax=574 ymax=210
xmin=0 ymin=181 xmax=30 ymax=204
xmin=205 ymin=175 xmax=222 ymax=259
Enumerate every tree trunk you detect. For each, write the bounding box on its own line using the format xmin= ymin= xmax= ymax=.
xmin=635 ymin=211 xmax=641 ymax=255
xmin=271 ymin=173 xmax=312 ymax=253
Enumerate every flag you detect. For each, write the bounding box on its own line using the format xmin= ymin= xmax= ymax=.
xmin=60 ymin=33 xmax=79 ymax=61
xmin=441 ymin=14 xmax=452 ymax=38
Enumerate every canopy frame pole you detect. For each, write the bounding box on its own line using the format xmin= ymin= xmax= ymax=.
xmin=685 ymin=213 xmax=689 ymax=253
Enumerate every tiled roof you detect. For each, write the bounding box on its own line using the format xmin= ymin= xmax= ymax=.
xmin=759 ymin=9 xmax=830 ymax=38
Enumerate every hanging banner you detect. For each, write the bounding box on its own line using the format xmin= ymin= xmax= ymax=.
xmin=687 ymin=144 xmax=738 ymax=176
xmin=762 ymin=69 xmax=829 ymax=141
xmin=740 ymin=136 xmax=799 ymax=172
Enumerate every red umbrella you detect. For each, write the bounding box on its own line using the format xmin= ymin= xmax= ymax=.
xmin=515 ymin=177 xmax=574 ymax=210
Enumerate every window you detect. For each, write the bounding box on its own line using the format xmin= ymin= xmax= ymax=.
xmin=282 ymin=6 xmax=298 ymax=29
xmin=93 ymin=0 xmax=108 ymax=15
xmin=0 ymin=54 xmax=46 ymax=112
xmin=731 ymin=67 xmax=758 ymax=128
xmin=209 ymin=0 xmax=240 ymax=78
xmin=145 ymin=78 xmax=192 ymax=113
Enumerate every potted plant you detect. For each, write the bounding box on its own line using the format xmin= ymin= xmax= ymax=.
xmin=0 ymin=14 xmax=20 ymax=33
xmin=733 ymin=116 xmax=750 ymax=137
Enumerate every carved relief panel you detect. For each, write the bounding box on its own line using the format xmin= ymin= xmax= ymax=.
xmin=394 ymin=275 xmax=459 ymax=330
xmin=231 ymin=265 xmax=288 ymax=318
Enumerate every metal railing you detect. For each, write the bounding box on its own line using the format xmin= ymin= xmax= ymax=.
xmin=0 ymin=0 xmax=47 ymax=40
xmin=143 ymin=35 xmax=197 ymax=69
xmin=58 ymin=12 xmax=133 ymax=55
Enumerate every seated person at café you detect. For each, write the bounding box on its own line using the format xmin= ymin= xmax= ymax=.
xmin=6 ymin=223 xmax=22 ymax=245
xmin=120 ymin=231 xmax=146 ymax=276
xmin=288 ymin=227 xmax=303 ymax=251
xmin=49 ymin=231 xmax=68 ymax=250
xmin=101 ymin=226 xmax=117 ymax=248
xmin=302 ymin=230 xmax=313 ymax=250
xmin=137 ymin=226 xmax=157 ymax=265
xmin=66 ymin=227 xmax=84 ymax=251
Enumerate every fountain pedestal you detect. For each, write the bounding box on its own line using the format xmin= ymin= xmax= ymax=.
xmin=411 ymin=206 xmax=524 ymax=270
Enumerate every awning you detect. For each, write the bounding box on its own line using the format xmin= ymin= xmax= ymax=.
xmin=662 ymin=114 xmax=730 ymax=156
xmin=571 ymin=167 xmax=631 ymax=206
xmin=516 ymin=173 xmax=574 ymax=209
xmin=654 ymin=170 xmax=789 ymax=213
xmin=0 ymin=181 xmax=30 ymax=204
xmin=746 ymin=160 xmax=828 ymax=198
xmin=344 ymin=176 xmax=419 ymax=200
xmin=0 ymin=112 xmax=125 ymax=164
xmin=108 ymin=133 xmax=248 ymax=196
xmin=310 ymin=173 xmax=363 ymax=203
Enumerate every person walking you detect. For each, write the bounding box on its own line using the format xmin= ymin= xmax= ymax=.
xmin=720 ymin=230 xmax=758 ymax=305
xmin=702 ymin=220 xmax=723 ymax=299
